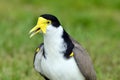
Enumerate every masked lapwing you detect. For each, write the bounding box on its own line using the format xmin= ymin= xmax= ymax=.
xmin=29 ymin=14 xmax=96 ymax=80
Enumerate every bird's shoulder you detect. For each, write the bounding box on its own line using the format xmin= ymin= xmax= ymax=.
xmin=33 ymin=43 xmax=44 ymax=64
xmin=35 ymin=43 xmax=44 ymax=55
xmin=70 ymin=37 xmax=87 ymax=55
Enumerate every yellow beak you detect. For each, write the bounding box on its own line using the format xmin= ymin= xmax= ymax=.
xmin=29 ymin=17 xmax=48 ymax=38
xmin=29 ymin=25 xmax=41 ymax=38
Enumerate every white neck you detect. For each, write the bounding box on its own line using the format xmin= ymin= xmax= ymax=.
xmin=43 ymin=25 xmax=66 ymax=59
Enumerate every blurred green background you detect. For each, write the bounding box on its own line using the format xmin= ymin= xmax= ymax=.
xmin=0 ymin=0 xmax=120 ymax=80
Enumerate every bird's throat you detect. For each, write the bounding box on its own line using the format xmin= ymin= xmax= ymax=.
xmin=43 ymin=26 xmax=65 ymax=58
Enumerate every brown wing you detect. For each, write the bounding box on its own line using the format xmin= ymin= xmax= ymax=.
xmin=71 ymin=38 xmax=96 ymax=80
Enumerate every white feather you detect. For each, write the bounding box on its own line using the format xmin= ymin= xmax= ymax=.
xmin=34 ymin=25 xmax=85 ymax=80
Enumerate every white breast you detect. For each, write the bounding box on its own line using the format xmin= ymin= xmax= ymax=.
xmin=41 ymin=55 xmax=85 ymax=80
xmin=34 ymin=25 xmax=85 ymax=80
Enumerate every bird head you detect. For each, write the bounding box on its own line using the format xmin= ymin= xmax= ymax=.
xmin=29 ymin=14 xmax=60 ymax=38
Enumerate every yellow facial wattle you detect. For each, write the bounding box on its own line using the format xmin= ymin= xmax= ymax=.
xmin=29 ymin=17 xmax=51 ymax=38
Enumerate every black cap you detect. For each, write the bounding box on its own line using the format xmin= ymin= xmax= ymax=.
xmin=40 ymin=14 xmax=60 ymax=27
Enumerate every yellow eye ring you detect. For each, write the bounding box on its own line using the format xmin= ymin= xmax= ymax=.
xmin=47 ymin=20 xmax=51 ymax=24
xmin=47 ymin=21 xmax=50 ymax=24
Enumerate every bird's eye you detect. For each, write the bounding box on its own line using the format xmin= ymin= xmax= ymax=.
xmin=47 ymin=21 xmax=50 ymax=24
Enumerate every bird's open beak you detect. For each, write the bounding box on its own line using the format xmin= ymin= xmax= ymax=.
xmin=29 ymin=17 xmax=48 ymax=38
xmin=29 ymin=25 xmax=41 ymax=38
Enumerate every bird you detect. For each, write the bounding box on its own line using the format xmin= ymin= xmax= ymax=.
xmin=29 ymin=14 xmax=96 ymax=80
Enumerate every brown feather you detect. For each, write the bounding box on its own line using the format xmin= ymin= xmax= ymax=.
xmin=70 ymin=37 xmax=97 ymax=80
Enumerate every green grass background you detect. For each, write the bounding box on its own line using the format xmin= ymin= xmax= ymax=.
xmin=0 ymin=0 xmax=120 ymax=80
